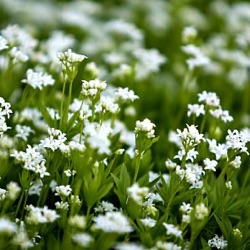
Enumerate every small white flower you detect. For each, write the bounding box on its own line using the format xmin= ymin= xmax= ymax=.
xmin=94 ymin=201 xmax=117 ymax=213
xmin=72 ymin=233 xmax=93 ymax=248
xmin=226 ymin=129 xmax=250 ymax=154
xmin=198 ymin=91 xmax=220 ymax=107
xmin=230 ymin=156 xmax=241 ymax=169
xmin=225 ymin=181 xmax=232 ymax=189
xmin=182 ymin=26 xmax=197 ymax=43
xmin=6 ymin=182 xmax=21 ymax=200
xmin=12 ymin=231 xmax=34 ymax=249
xmin=115 ymin=242 xmax=145 ymax=250
xmin=140 ymin=218 xmax=156 ymax=228
xmin=194 ymin=203 xmax=209 ymax=220
xmin=0 ymin=36 xmax=8 ymax=51
xmin=15 ymin=125 xmax=34 ymax=141
xmin=210 ymin=108 xmax=233 ymax=123
xmin=187 ymin=104 xmax=205 ymax=117
xmin=180 ymin=202 xmax=193 ymax=214
xmin=22 ymin=69 xmax=55 ymax=89
xmin=176 ymin=124 xmax=204 ymax=148
xmin=162 ymin=223 xmax=182 ymax=238
xmin=127 ymin=183 xmax=149 ymax=205
xmin=204 ymin=158 xmax=217 ymax=172
xmin=135 ymin=118 xmax=156 ymax=138
xmin=68 ymin=215 xmax=86 ymax=229
xmin=55 ymin=185 xmax=72 ymax=197
xmin=58 ymin=49 xmax=87 ymax=63
xmin=0 ymin=217 xmax=17 ymax=234
xmin=93 ymin=211 xmax=133 ymax=233
xmin=55 ymin=201 xmax=69 ymax=211
xmin=28 ymin=179 xmax=43 ymax=196
xmin=40 ymin=128 xmax=67 ymax=152
xmin=9 ymin=47 xmax=28 ymax=63
xmin=154 ymin=241 xmax=181 ymax=250
xmin=208 ymin=234 xmax=228 ymax=249
xmin=115 ymin=87 xmax=139 ymax=102
xmin=81 ymin=79 xmax=107 ymax=97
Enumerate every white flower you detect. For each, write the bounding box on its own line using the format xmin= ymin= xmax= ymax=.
xmin=115 ymin=87 xmax=139 ymax=102
xmin=194 ymin=203 xmax=209 ymax=220
xmin=185 ymin=163 xmax=204 ymax=189
xmin=6 ymin=182 xmax=21 ymax=200
xmin=55 ymin=201 xmax=69 ymax=211
xmin=0 ymin=36 xmax=8 ymax=51
xmin=26 ymin=205 xmax=59 ymax=224
xmin=0 ymin=189 xmax=6 ymax=200
xmin=182 ymin=44 xmax=210 ymax=70
xmin=182 ymin=26 xmax=197 ymax=43
xmin=226 ymin=129 xmax=250 ymax=154
xmin=9 ymin=47 xmax=29 ymax=63
xmin=0 ymin=217 xmax=17 ymax=234
xmin=140 ymin=218 xmax=156 ymax=227
xmin=94 ymin=201 xmax=117 ymax=213
xmin=127 ymin=183 xmax=149 ymax=205
xmin=11 ymin=145 xmax=49 ymax=178
xmin=229 ymin=156 xmax=241 ymax=169
xmin=180 ymin=202 xmax=193 ymax=214
xmin=84 ymin=121 xmax=112 ymax=155
xmin=176 ymin=124 xmax=204 ymax=148
xmin=22 ymin=69 xmax=55 ymax=89
xmin=40 ymin=128 xmax=67 ymax=152
xmin=225 ymin=181 xmax=232 ymax=189
xmin=187 ymin=104 xmax=205 ymax=117
xmin=210 ymin=108 xmax=233 ymax=123
xmin=58 ymin=49 xmax=87 ymax=63
xmin=55 ymin=185 xmax=72 ymax=197
xmin=207 ymin=139 xmax=227 ymax=160
xmin=72 ymin=233 xmax=93 ymax=248
xmin=135 ymin=118 xmax=156 ymax=138
xmin=115 ymin=242 xmax=145 ymax=250
xmin=162 ymin=223 xmax=182 ymax=238
xmin=208 ymin=234 xmax=228 ymax=249
xmin=68 ymin=215 xmax=86 ymax=229
xmin=28 ymin=180 xmax=43 ymax=196
xmin=93 ymin=211 xmax=133 ymax=233
xmin=198 ymin=91 xmax=220 ymax=107
xmin=12 ymin=231 xmax=34 ymax=249
xmin=133 ymin=48 xmax=166 ymax=80
xmin=0 ymin=101 xmax=10 ymax=119
xmin=15 ymin=125 xmax=34 ymax=141
xmin=64 ymin=169 xmax=76 ymax=177
xmin=154 ymin=241 xmax=181 ymax=250
xmin=204 ymin=158 xmax=218 ymax=172
xmin=174 ymin=147 xmax=199 ymax=162
xmin=81 ymin=79 xmax=107 ymax=97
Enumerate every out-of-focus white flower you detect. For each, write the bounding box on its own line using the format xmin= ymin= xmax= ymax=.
xmin=22 ymin=69 xmax=55 ymax=89
xmin=208 ymin=234 xmax=228 ymax=249
xmin=93 ymin=211 xmax=133 ymax=233
xmin=162 ymin=223 xmax=182 ymax=238
xmin=127 ymin=183 xmax=149 ymax=205
xmin=198 ymin=91 xmax=220 ymax=107
xmin=135 ymin=118 xmax=156 ymax=138
xmin=72 ymin=233 xmax=93 ymax=248
xmin=194 ymin=203 xmax=209 ymax=220
xmin=204 ymin=158 xmax=217 ymax=172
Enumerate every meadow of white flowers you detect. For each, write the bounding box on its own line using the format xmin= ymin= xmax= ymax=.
xmin=0 ymin=0 xmax=250 ymax=249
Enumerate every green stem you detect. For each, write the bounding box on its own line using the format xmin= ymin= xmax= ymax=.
xmin=14 ymin=190 xmax=25 ymax=217
xmin=60 ymin=76 xmax=67 ymax=129
xmin=133 ymin=153 xmax=141 ymax=184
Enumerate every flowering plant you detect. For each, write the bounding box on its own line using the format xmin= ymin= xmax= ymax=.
xmin=0 ymin=0 xmax=250 ymax=249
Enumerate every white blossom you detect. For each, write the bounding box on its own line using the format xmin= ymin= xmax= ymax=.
xmin=208 ymin=234 xmax=228 ymax=249
xmin=93 ymin=211 xmax=133 ymax=233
